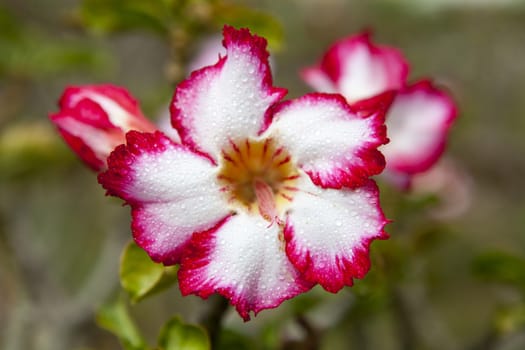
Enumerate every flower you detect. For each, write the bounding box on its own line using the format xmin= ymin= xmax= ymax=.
xmin=302 ymin=32 xmax=457 ymax=188
xmin=98 ymin=26 xmax=389 ymax=320
xmin=49 ymin=85 xmax=157 ymax=171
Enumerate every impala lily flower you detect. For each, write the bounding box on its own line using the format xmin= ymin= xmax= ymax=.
xmin=50 ymin=85 xmax=156 ymax=171
xmin=302 ymin=32 xmax=457 ymax=188
xmin=98 ymin=26 xmax=388 ymax=320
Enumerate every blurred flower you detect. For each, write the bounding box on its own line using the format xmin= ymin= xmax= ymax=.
xmin=411 ymin=157 xmax=472 ymax=220
xmin=302 ymin=32 xmax=408 ymax=103
xmin=302 ymin=32 xmax=457 ymax=188
xmin=98 ymin=26 xmax=388 ymax=320
xmin=49 ymin=85 xmax=156 ymax=171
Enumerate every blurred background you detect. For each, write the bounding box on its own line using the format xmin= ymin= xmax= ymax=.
xmin=1 ymin=0 xmax=525 ymax=349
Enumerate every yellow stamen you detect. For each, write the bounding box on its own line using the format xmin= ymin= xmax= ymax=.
xmin=217 ymin=138 xmax=298 ymax=221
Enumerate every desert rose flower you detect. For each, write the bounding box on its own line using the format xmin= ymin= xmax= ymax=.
xmin=302 ymin=32 xmax=457 ymax=188
xmin=50 ymin=85 xmax=156 ymax=171
xmin=98 ymin=26 xmax=389 ymax=320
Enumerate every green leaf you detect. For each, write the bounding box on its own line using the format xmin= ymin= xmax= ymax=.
xmin=213 ymin=5 xmax=284 ymax=51
xmin=96 ymin=295 xmax=147 ymax=350
xmin=158 ymin=316 xmax=210 ymax=350
xmin=494 ymin=304 xmax=525 ymax=335
xmin=120 ymin=241 xmax=178 ymax=302
xmin=473 ymin=251 xmax=525 ymax=290
xmin=79 ymin=0 xmax=171 ymax=35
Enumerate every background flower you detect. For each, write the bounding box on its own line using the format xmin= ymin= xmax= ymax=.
xmin=2 ymin=0 xmax=524 ymax=348
xmin=302 ymin=31 xmax=457 ymax=188
xmin=49 ymin=85 xmax=156 ymax=171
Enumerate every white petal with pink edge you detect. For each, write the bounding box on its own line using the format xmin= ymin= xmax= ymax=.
xmin=381 ymin=81 xmax=457 ymax=174
xmin=54 ymin=115 xmax=121 ymax=162
xmin=60 ymin=85 xmax=155 ymax=132
xmin=284 ymin=175 xmax=388 ymax=293
xmin=302 ymin=33 xmax=408 ymax=103
xmin=171 ymin=26 xmax=286 ymax=162
xmin=264 ymin=93 xmax=387 ymax=189
xmin=99 ymin=131 xmax=231 ymax=264
xmin=178 ymin=213 xmax=313 ymax=321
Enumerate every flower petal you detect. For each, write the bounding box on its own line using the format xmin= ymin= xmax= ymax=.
xmin=381 ymin=80 xmax=457 ymax=175
xmin=98 ymin=131 xmax=231 ymax=264
xmin=264 ymin=93 xmax=387 ymax=189
xmin=350 ymin=90 xmax=396 ymax=118
xmin=50 ymin=99 xmax=125 ymax=171
xmin=178 ymin=213 xmax=313 ymax=321
xmin=50 ymin=85 xmax=156 ymax=171
xmin=302 ymin=32 xmax=408 ymax=103
xmin=284 ymin=176 xmax=388 ymax=293
xmin=59 ymin=84 xmax=155 ymax=132
xmin=171 ymin=26 xmax=286 ymax=162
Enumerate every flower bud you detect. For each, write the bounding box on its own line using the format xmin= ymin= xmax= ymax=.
xmin=50 ymin=85 xmax=156 ymax=171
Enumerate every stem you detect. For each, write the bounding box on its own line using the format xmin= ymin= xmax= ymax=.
xmin=200 ymin=294 xmax=229 ymax=347
xmin=391 ymin=287 xmax=418 ymax=350
xmin=349 ymin=321 xmax=369 ymax=350
xmin=296 ymin=314 xmax=319 ymax=350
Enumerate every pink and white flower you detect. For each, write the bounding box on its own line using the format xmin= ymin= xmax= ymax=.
xmin=49 ymin=85 xmax=156 ymax=171
xmin=302 ymin=32 xmax=457 ymax=188
xmin=98 ymin=26 xmax=388 ymax=320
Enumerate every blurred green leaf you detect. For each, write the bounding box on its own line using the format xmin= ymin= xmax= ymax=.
xmin=96 ymin=295 xmax=148 ymax=350
xmin=79 ymin=0 xmax=171 ymax=35
xmin=215 ymin=329 xmax=252 ymax=350
xmin=0 ymin=33 xmax=109 ymax=79
xmin=473 ymin=251 xmax=525 ymax=290
xmin=0 ymin=123 xmax=75 ymax=180
xmin=0 ymin=4 xmax=21 ymax=39
xmin=261 ymin=323 xmax=281 ymax=350
xmin=0 ymin=5 xmax=109 ymax=78
xmin=494 ymin=304 xmax=525 ymax=335
xmin=212 ymin=4 xmax=284 ymax=51
xmin=158 ymin=316 xmax=210 ymax=350
xmin=120 ymin=241 xmax=178 ymax=303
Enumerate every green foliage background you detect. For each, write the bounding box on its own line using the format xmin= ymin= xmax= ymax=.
xmin=1 ymin=0 xmax=525 ymax=349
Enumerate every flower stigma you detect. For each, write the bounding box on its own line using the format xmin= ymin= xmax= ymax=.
xmin=217 ymin=138 xmax=299 ymax=224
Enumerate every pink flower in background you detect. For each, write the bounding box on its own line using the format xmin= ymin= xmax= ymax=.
xmin=98 ymin=26 xmax=388 ymax=320
xmin=50 ymin=85 xmax=157 ymax=171
xmin=302 ymin=32 xmax=457 ymax=188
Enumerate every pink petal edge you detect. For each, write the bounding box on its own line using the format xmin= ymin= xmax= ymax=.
xmin=301 ymin=31 xmax=409 ymax=102
xmin=179 ymin=215 xmax=314 ymax=321
xmin=98 ymin=131 xmax=229 ymax=264
xmin=170 ymin=25 xmax=287 ymax=162
xmin=384 ymin=80 xmax=458 ymax=175
xmin=264 ymin=92 xmax=388 ymax=189
xmin=284 ymin=180 xmax=389 ymax=293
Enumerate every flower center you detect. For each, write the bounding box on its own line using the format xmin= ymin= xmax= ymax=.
xmin=217 ymin=138 xmax=299 ymax=223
